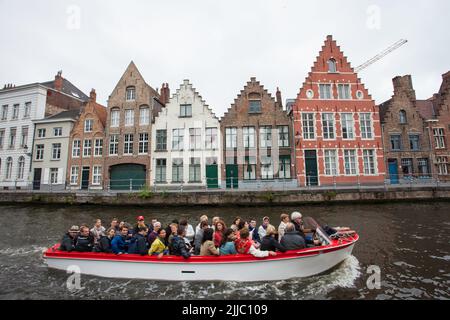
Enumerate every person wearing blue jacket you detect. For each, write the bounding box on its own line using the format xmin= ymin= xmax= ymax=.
xmin=219 ymin=229 xmax=238 ymax=255
xmin=111 ymin=226 xmax=130 ymax=254
xmin=128 ymin=227 xmax=149 ymax=256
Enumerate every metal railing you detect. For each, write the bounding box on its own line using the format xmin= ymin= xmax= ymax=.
xmin=1 ymin=173 xmax=450 ymax=193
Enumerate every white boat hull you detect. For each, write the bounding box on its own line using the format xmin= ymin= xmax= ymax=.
xmin=44 ymin=239 xmax=357 ymax=282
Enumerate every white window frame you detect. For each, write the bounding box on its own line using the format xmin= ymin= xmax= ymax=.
xmin=243 ymin=126 xmax=255 ymax=148
xmin=260 ymin=126 xmax=272 ymax=148
xmin=94 ymin=138 xmax=103 ymax=157
xmin=52 ymin=143 xmax=62 ymax=160
xmin=433 ymin=128 xmax=446 ymax=149
xmin=126 ymin=87 xmax=136 ymax=101
xmin=344 ymin=149 xmax=358 ymax=176
xmin=111 ymin=109 xmax=120 ymax=127
xmin=50 ymin=168 xmax=58 ymax=184
xmin=84 ymin=119 xmax=93 ymax=133
xmin=53 ymin=127 xmax=63 ymax=137
xmin=72 ymin=140 xmax=81 ymax=158
xmin=92 ymin=166 xmax=102 ymax=185
xmin=277 ymin=126 xmax=290 ymax=147
xmin=225 ymin=127 xmax=237 ymax=149
xmin=83 ymin=139 xmax=92 ymax=157
xmin=189 ymin=128 xmax=202 ymax=150
xmin=172 ymin=129 xmax=184 ymax=151
xmin=205 ymin=128 xmax=217 ymax=150
xmin=125 ymin=110 xmax=134 ymax=127
xmin=337 ymin=84 xmax=351 ymax=100
xmin=70 ymin=166 xmax=79 ymax=185
xmin=302 ymin=113 xmax=315 ymax=140
xmin=139 ymin=133 xmax=149 ymax=154
xmin=124 ymin=134 xmax=134 ymax=155
xmin=341 ymin=113 xmax=354 ymax=139
xmin=139 ymin=107 xmax=150 ymax=126
xmin=324 ymin=149 xmax=338 ymax=176
xmin=319 ymin=84 xmax=333 ymax=99
xmin=109 ymin=135 xmax=119 ymax=156
xmin=363 ymin=149 xmax=377 ymax=175
xmin=322 ymin=113 xmax=335 ymax=140
xmin=35 ymin=145 xmax=44 ymax=161
xmin=360 ymin=113 xmax=373 ymax=139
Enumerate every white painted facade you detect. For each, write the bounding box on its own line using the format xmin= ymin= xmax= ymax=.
xmin=150 ymin=80 xmax=222 ymax=188
xmin=31 ymin=117 xmax=76 ymax=191
xmin=0 ymin=85 xmax=48 ymax=189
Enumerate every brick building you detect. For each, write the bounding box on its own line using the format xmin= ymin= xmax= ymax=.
xmin=104 ymin=62 xmax=166 ymax=190
xmin=293 ymin=35 xmax=385 ymax=187
xmin=379 ymin=75 xmax=434 ymax=184
xmin=428 ymin=72 xmax=450 ymax=181
xmin=66 ymin=89 xmax=107 ymax=190
xmin=220 ymin=78 xmax=295 ymax=189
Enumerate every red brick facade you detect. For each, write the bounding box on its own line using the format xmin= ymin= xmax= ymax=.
xmin=293 ymin=36 xmax=385 ymax=186
xmin=66 ymin=90 xmax=107 ymax=189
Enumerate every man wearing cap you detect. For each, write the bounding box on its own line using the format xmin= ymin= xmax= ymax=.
xmin=291 ymin=211 xmax=315 ymax=244
xmin=59 ymin=226 xmax=79 ymax=252
xmin=133 ymin=216 xmax=152 ymax=235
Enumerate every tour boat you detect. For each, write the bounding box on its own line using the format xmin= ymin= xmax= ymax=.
xmin=43 ymin=219 xmax=359 ymax=282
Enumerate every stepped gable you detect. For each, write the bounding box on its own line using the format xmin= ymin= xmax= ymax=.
xmin=159 ymin=79 xmax=219 ymax=121
xmin=295 ymin=35 xmax=372 ymax=102
xmin=222 ymin=77 xmax=281 ymax=120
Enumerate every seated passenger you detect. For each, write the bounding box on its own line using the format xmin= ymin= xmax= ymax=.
xmin=258 ymin=216 xmax=271 ymax=240
xmin=148 ymin=229 xmax=169 ymax=259
xmin=213 ymin=220 xmax=226 ymax=248
xmin=291 ymin=212 xmax=315 ymax=244
xmin=277 ymin=213 xmax=290 ymax=242
xmin=200 ymin=228 xmax=220 ymax=256
xmin=167 ymin=223 xmax=178 ymax=246
xmin=193 ymin=221 xmax=209 ymax=255
xmin=94 ymin=227 xmax=115 ymax=253
xmin=169 ymin=226 xmax=191 ymax=259
xmin=219 ymin=229 xmax=237 ymax=255
xmin=280 ymin=223 xmax=306 ymax=250
xmin=235 ymin=228 xmax=276 ymax=258
xmin=59 ymin=226 xmax=80 ymax=252
xmin=75 ymin=226 xmax=95 ymax=252
xmin=110 ymin=218 xmax=120 ymax=233
xmin=260 ymin=225 xmax=287 ymax=253
xmin=179 ymin=219 xmax=195 ymax=244
xmin=132 ymin=216 xmax=151 ymax=235
xmin=230 ymin=217 xmax=241 ymax=232
xmin=147 ymin=222 xmax=161 ymax=246
xmin=248 ymin=218 xmax=261 ymax=244
xmin=128 ymin=226 xmax=149 ymax=256
xmin=111 ymin=226 xmax=130 ymax=254
xmin=195 ymin=215 xmax=209 ymax=235
xmin=90 ymin=219 xmax=106 ymax=244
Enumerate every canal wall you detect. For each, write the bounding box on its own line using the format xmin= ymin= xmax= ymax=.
xmin=0 ymin=186 xmax=450 ymax=207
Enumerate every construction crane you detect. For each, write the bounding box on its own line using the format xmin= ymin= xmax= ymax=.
xmin=354 ymin=39 xmax=408 ymax=73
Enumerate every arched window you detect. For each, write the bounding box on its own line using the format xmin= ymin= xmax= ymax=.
xmin=327 ymin=59 xmax=337 ymax=73
xmin=399 ymin=110 xmax=407 ymax=124
xmin=126 ymin=86 xmax=136 ymax=101
xmin=6 ymin=157 xmax=13 ymax=180
xmin=17 ymin=156 xmax=25 ymax=180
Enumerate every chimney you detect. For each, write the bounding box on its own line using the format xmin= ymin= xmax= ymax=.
xmin=54 ymin=70 xmax=63 ymax=92
xmin=393 ymin=75 xmax=416 ymax=100
xmin=276 ymin=87 xmax=283 ymax=108
xmin=160 ymin=83 xmax=170 ymax=105
xmin=90 ymin=88 xmax=97 ymax=102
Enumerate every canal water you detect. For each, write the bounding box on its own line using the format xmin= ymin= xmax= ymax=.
xmin=0 ymin=202 xmax=449 ymax=300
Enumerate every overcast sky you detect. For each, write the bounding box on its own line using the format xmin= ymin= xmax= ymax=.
xmin=1 ymin=0 xmax=449 ymax=117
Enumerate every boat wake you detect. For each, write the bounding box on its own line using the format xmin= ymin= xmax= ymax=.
xmin=0 ymin=245 xmax=48 ymax=257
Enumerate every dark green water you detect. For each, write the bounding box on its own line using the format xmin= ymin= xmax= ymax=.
xmin=0 ymin=202 xmax=449 ymax=300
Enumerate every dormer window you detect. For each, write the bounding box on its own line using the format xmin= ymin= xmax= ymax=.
xmin=328 ymin=59 xmax=337 ymax=73
xmin=126 ymin=86 xmax=136 ymax=101
xmin=248 ymin=92 xmax=262 ymax=113
xmin=399 ymin=110 xmax=407 ymax=124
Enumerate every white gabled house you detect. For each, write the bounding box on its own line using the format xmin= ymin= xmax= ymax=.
xmin=150 ymin=80 xmax=222 ymax=189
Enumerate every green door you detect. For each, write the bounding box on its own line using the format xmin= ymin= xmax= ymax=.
xmin=206 ymin=165 xmax=219 ymax=189
xmin=304 ymin=150 xmax=318 ymax=186
xmin=226 ymin=165 xmax=238 ymax=189
xmin=110 ymin=164 xmax=146 ymax=191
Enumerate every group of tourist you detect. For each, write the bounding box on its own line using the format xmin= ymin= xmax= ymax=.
xmin=59 ymin=212 xmax=321 ymax=259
